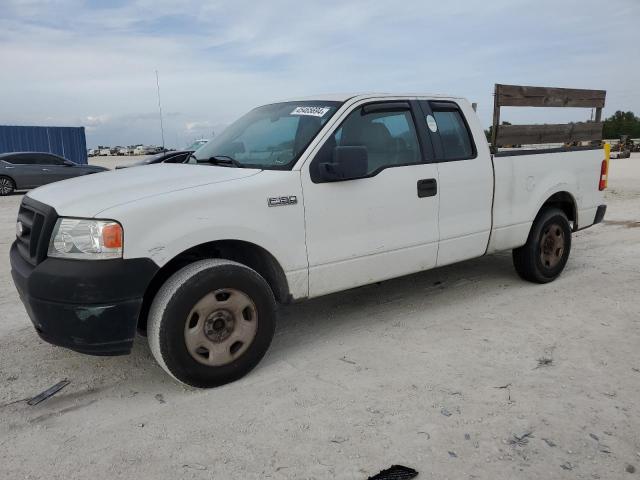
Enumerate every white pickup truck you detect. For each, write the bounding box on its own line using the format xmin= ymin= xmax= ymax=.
xmin=10 ymin=92 xmax=608 ymax=387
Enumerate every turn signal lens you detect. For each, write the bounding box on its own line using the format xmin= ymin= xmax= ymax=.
xmin=102 ymin=223 xmax=123 ymax=249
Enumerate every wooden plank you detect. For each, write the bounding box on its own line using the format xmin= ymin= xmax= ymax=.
xmin=496 ymin=84 xmax=606 ymax=108
xmin=495 ymin=122 xmax=604 ymax=146
xmin=594 ymin=107 xmax=602 ymax=122
xmin=491 ymin=89 xmax=500 ymax=151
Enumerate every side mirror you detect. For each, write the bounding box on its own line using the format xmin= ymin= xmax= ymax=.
xmin=318 ymin=146 xmax=368 ymax=182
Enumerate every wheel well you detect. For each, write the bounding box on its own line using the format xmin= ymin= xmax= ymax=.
xmin=540 ymin=191 xmax=577 ymax=230
xmin=137 ymin=240 xmax=290 ymax=332
xmin=0 ymin=175 xmax=16 ymax=186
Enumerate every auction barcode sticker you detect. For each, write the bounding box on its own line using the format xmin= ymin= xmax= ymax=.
xmin=290 ymin=106 xmax=331 ymax=117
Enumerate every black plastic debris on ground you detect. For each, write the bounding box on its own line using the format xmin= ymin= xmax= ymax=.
xmin=27 ymin=380 xmax=70 ymax=406
xmin=368 ymin=465 xmax=418 ymax=480
xmin=560 ymin=461 xmax=574 ymax=471
xmin=536 ymin=357 xmax=553 ymax=368
xmin=509 ymin=431 xmax=534 ymax=447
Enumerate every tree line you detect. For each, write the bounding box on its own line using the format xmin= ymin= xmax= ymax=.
xmin=602 ymin=111 xmax=640 ymax=139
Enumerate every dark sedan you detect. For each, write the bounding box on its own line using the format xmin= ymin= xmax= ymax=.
xmin=0 ymin=152 xmax=108 ymax=195
xmin=115 ymin=150 xmax=194 ymax=169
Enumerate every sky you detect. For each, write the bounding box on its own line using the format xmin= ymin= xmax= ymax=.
xmin=1 ymin=0 xmax=638 ymax=149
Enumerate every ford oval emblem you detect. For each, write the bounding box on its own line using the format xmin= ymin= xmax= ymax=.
xmin=16 ymin=221 xmax=23 ymax=237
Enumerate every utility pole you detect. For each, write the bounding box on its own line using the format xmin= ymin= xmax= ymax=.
xmin=155 ymin=70 xmax=165 ymax=150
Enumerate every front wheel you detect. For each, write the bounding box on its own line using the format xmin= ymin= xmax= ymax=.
xmin=512 ymin=208 xmax=572 ymax=283
xmin=147 ymin=259 xmax=277 ymax=388
xmin=0 ymin=176 xmax=15 ymax=196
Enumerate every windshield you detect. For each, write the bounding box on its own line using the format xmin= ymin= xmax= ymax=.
xmin=193 ymin=101 xmax=342 ymax=169
xmin=187 ymin=139 xmax=208 ymax=150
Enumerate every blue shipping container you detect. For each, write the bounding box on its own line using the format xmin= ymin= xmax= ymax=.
xmin=0 ymin=125 xmax=88 ymax=165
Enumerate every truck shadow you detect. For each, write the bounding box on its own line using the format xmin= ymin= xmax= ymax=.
xmin=265 ymin=251 xmax=518 ymax=366
xmin=0 ymin=251 xmax=520 ymax=403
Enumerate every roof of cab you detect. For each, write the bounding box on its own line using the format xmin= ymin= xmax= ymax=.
xmin=272 ymin=92 xmax=466 ymax=104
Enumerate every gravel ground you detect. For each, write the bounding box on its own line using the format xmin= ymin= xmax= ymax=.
xmin=1 ymin=154 xmax=639 ymax=480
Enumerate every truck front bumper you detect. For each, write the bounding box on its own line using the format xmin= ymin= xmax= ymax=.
xmin=10 ymin=242 xmax=158 ymax=356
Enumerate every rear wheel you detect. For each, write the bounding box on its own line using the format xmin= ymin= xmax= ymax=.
xmin=0 ymin=176 xmax=15 ymax=196
xmin=512 ymin=208 xmax=572 ymax=283
xmin=147 ymin=259 xmax=277 ymax=388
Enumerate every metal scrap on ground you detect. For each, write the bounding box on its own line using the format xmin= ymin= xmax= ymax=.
xmin=27 ymin=380 xmax=70 ymax=406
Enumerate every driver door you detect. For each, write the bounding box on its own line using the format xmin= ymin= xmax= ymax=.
xmin=301 ymin=99 xmax=440 ymax=297
xmin=36 ymin=154 xmax=75 ymax=184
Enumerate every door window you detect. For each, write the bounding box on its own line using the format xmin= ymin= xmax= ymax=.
xmin=41 ymin=154 xmax=66 ymax=165
xmin=2 ymin=155 xmax=34 ymax=165
xmin=313 ymin=105 xmax=421 ymax=178
xmin=432 ymin=110 xmax=473 ymax=160
xmin=31 ymin=154 xmax=53 ymax=165
xmin=423 ymin=102 xmax=476 ymax=161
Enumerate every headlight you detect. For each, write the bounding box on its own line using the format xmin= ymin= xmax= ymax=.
xmin=48 ymin=218 xmax=123 ymax=260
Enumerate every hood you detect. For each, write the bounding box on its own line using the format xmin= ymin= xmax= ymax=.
xmin=28 ymin=163 xmax=261 ymax=217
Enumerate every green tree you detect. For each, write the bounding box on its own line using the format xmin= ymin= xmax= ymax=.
xmin=602 ymin=111 xmax=640 ymax=139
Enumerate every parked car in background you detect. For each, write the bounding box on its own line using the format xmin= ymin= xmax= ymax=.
xmin=115 ymin=150 xmax=195 ymax=169
xmin=98 ymin=148 xmax=111 ymax=156
xmin=0 ymin=152 xmax=107 ymax=195
xmin=117 ymin=147 xmax=134 ymax=156
xmin=133 ymin=145 xmax=163 ymax=155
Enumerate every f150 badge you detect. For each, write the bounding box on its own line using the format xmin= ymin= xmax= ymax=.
xmin=268 ymin=196 xmax=298 ymax=207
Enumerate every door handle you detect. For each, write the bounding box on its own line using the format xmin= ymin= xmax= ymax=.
xmin=5 ymin=166 xmax=14 ymax=169
xmin=42 ymin=168 xmax=50 ymax=171
xmin=417 ymin=178 xmax=437 ymax=198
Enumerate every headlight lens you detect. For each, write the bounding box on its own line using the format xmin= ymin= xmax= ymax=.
xmin=48 ymin=218 xmax=123 ymax=260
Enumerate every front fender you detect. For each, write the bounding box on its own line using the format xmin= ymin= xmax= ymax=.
xmin=99 ymin=171 xmax=309 ymax=298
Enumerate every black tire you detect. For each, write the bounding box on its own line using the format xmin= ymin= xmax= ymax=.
xmin=512 ymin=207 xmax=572 ymax=284
xmin=0 ymin=176 xmax=15 ymax=196
xmin=148 ymin=259 xmax=277 ymax=388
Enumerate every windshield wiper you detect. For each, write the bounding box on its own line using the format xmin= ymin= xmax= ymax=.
xmin=206 ymin=155 xmax=243 ymax=168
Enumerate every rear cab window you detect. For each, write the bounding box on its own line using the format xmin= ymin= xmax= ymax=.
xmin=419 ymin=101 xmax=476 ymax=161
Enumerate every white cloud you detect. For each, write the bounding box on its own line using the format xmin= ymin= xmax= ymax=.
xmin=0 ymin=0 xmax=638 ymax=147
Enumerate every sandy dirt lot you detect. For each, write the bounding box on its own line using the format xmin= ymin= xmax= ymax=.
xmin=1 ymin=155 xmax=639 ymax=479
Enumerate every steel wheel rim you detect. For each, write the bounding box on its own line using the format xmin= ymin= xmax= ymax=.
xmin=540 ymin=223 xmax=565 ymax=269
xmin=0 ymin=178 xmax=11 ymax=194
xmin=184 ymin=288 xmax=258 ymax=366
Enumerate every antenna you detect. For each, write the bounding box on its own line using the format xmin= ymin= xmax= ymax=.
xmin=155 ymin=70 xmax=165 ymax=150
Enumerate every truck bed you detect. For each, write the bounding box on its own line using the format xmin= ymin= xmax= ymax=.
xmin=488 ymin=146 xmax=604 ymax=253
